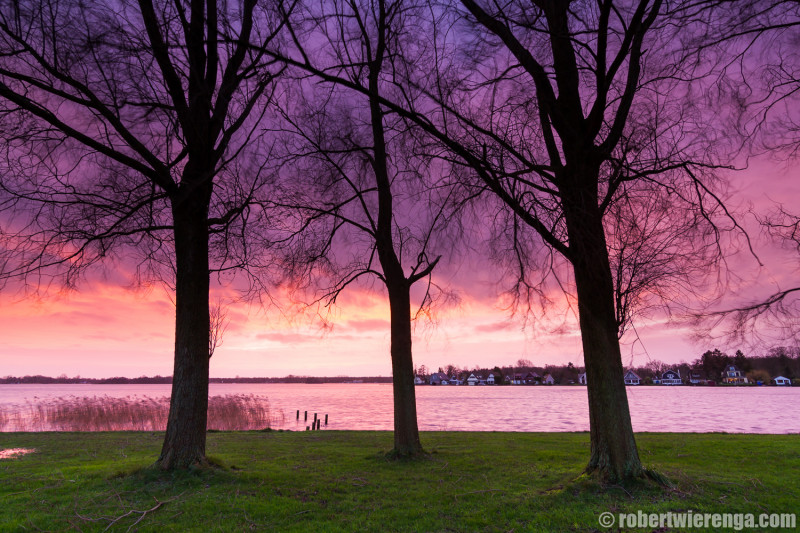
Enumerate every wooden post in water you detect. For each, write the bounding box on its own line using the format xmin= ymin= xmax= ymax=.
xmin=324 ymin=414 xmax=328 ymax=426
xmin=304 ymin=410 xmax=308 ymax=421
xmin=313 ymin=413 xmax=317 ymax=428
xmin=296 ymin=410 xmax=299 ymax=420
xmin=316 ymin=419 xmax=321 ymax=430
xmin=306 ymin=426 xmax=310 ymax=431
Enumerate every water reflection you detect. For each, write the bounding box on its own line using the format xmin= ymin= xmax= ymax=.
xmin=0 ymin=448 xmax=35 ymax=459
xmin=1 ymin=383 xmax=798 ymax=433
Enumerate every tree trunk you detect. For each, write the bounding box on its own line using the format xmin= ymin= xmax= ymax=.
xmin=157 ymin=186 xmax=211 ymax=470
xmin=367 ymin=34 xmax=423 ymax=457
xmin=564 ymin=188 xmax=644 ymax=482
xmin=387 ymin=279 xmax=423 ymax=456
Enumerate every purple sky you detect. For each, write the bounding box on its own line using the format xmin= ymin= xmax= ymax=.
xmin=2 ymin=154 xmax=798 ymax=378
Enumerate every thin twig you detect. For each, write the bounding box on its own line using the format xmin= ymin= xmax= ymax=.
xmin=455 ymin=488 xmax=505 ymax=498
xmin=607 ymin=483 xmax=633 ymax=498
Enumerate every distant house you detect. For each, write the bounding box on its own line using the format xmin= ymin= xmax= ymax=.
xmin=542 ymin=373 xmax=555 ymax=385
xmin=659 ymin=369 xmax=682 ymax=386
xmin=722 ymin=365 xmax=748 ymax=385
xmin=687 ymin=371 xmax=705 ymax=385
xmin=523 ymin=372 xmax=541 ymax=385
xmin=414 ymin=376 xmax=426 ymax=385
xmin=467 ymin=373 xmax=479 ymax=386
xmin=773 ymin=376 xmax=792 ymax=386
xmin=510 ymin=373 xmax=524 ymax=385
xmin=623 ymin=370 xmax=641 ymax=386
xmin=578 ymin=372 xmax=587 ymax=385
xmin=486 ymin=374 xmax=496 ymax=385
xmin=429 ymin=372 xmax=449 ymax=385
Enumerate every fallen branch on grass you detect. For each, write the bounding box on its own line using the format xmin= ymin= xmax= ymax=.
xmin=75 ymin=492 xmax=184 ymax=532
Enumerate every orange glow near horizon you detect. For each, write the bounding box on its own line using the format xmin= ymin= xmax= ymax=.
xmin=2 ymin=160 xmax=799 ymax=379
xmin=0 ymin=272 xmax=695 ymax=379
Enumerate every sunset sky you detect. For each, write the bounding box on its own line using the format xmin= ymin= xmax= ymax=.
xmin=2 ymin=154 xmax=798 ymax=379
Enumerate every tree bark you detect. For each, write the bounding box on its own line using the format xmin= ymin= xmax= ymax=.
xmin=387 ymin=279 xmax=423 ymax=456
xmin=157 ymin=180 xmax=212 ymax=470
xmin=563 ymin=184 xmax=644 ymax=482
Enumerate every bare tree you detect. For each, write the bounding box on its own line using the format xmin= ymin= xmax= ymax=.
xmin=270 ymin=0 xmax=742 ymax=481
xmin=0 ymin=0 xmax=286 ymax=469
xmin=272 ymin=0 xmax=462 ymax=456
xmin=209 ymin=298 xmax=230 ymax=358
xmin=440 ymin=0 xmax=748 ymax=482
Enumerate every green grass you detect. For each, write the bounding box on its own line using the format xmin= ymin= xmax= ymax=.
xmin=0 ymin=431 xmax=797 ymax=531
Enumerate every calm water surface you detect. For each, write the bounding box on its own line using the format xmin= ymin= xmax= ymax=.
xmin=0 ymin=383 xmax=798 ymax=433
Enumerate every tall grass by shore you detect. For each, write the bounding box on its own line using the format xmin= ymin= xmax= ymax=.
xmin=0 ymin=394 xmax=283 ymax=432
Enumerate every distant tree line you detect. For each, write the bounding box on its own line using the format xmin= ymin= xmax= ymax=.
xmin=0 ymin=375 xmax=173 ymax=385
xmin=418 ymin=346 xmax=800 ymax=385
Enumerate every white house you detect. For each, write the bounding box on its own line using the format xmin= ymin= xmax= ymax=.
xmin=467 ymin=373 xmax=479 ymax=386
xmin=578 ymin=372 xmax=587 ymax=385
xmin=773 ymin=376 xmax=792 ymax=386
xmin=722 ymin=365 xmax=748 ymax=385
xmin=486 ymin=374 xmax=496 ymax=385
xmin=542 ymin=373 xmax=555 ymax=385
xmin=414 ymin=376 xmax=425 ymax=385
xmin=660 ymin=369 xmax=682 ymax=386
xmin=623 ymin=370 xmax=641 ymax=386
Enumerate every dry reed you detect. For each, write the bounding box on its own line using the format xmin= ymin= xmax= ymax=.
xmin=0 ymin=394 xmax=284 ymax=432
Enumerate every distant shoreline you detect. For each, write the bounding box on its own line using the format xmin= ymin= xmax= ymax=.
xmin=0 ymin=376 xmax=393 ymax=385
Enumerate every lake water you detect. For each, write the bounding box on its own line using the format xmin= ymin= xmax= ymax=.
xmin=1 ymin=383 xmax=798 ymax=433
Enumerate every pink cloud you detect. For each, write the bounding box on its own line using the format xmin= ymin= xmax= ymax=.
xmin=2 ymin=157 xmax=800 ymax=378
xmin=474 ymin=321 xmax=515 ymax=333
xmin=255 ymin=332 xmax=319 ymax=344
xmin=344 ymin=319 xmax=391 ymax=332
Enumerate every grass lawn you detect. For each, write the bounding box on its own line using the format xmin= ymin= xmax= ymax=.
xmin=0 ymin=431 xmax=798 ymax=531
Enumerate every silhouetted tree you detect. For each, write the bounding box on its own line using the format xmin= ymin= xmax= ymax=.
xmin=272 ymin=0 xmax=462 ymax=456
xmin=270 ymin=0 xmax=746 ymax=481
xmin=734 ymin=350 xmax=752 ymax=372
xmin=644 ymin=360 xmax=669 ymax=378
xmin=0 ymin=0 xmax=287 ymax=468
xmin=420 ymin=0 xmax=735 ymax=481
xmin=695 ymin=349 xmax=731 ymax=379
